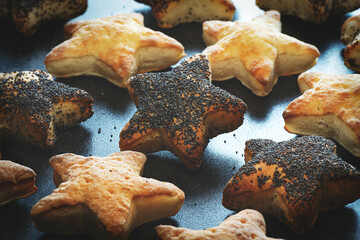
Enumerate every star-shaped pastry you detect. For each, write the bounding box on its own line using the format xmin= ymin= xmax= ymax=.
xmin=0 ymin=160 xmax=37 ymax=206
xmin=156 ymin=209 xmax=281 ymax=240
xmin=7 ymin=0 xmax=87 ymax=35
xmin=283 ymin=72 xmax=360 ymax=157
xmin=0 ymin=70 xmax=93 ymax=147
xmin=44 ymin=13 xmax=185 ymax=88
xmin=341 ymin=14 xmax=360 ymax=72
xmin=223 ymin=136 xmax=360 ymax=233
xmin=202 ymin=10 xmax=320 ymax=96
xmin=135 ymin=0 xmax=235 ymax=28
xmin=119 ymin=54 xmax=247 ymax=170
xmin=30 ymin=151 xmax=185 ymax=239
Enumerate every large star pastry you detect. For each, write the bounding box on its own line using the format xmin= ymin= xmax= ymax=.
xmin=156 ymin=209 xmax=281 ymax=240
xmin=223 ymin=136 xmax=360 ymax=233
xmin=30 ymin=151 xmax=185 ymax=240
xmin=120 ymin=54 xmax=247 ymax=170
xmin=202 ymin=10 xmax=320 ymax=96
xmin=0 ymin=70 xmax=93 ymax=147
xmin=44 ymin=13 xmax=186 ymax=88
xmin=283 ymin=72 xmax=360 ymax=157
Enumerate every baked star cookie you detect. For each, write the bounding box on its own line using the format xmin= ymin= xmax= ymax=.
xmin=0 ymin=70 xmax=93 ymax=147
xmin=341 ymin=14 xmax=360 ymax=72
xmin=136 ymin=0 xmax=235 ymax=28
xmin=31 ymin=151 xmax=185 ymax=240
xmin=6 ymin=0 xmax=87 ymax=35
xmin=223 ymin=136 xmax=360 ymax=233
xmin=120 ymin=54 xmax=247 ymax=170
xmin=156 ymin=209 xmax=282 ymax=240
xmin=256 ymin=0 xmax=360 ymax=24
xmin=44 ymin=13 xmax=185 ymax=88
xmin=283 ymin=72 xmax=360 ymax=157
xmin=202 ymin=10 xmax=320 ymax=96
xmin=0 ymin=160 xmax=37 ymax=206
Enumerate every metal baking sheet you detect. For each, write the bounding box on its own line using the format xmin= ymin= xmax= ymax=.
xmin=1 ymin=0 xmax=359 ymax=239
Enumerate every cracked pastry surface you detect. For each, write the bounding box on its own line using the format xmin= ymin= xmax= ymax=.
xmin=30 ymin=151 xmax=185 ymax=240
xmin=44 ymin=13 xmax=185 ymax=88
xmin=223 ymin=136 xmax=360 ymax=233
xmin=0 ymin=160 xmax=37 ymax=206
xmin=283 ymin=72 xmax=360 ymax=157
xmin=8 ymin=0 xmax=87 ymax=35
xmin=0 ymin=70 xmax=93 ymax=147
xmin=341 ymin=14 xmax=360 ymax=72
xmin=120 ymin=54 xmax=247 ymax=170
xmin=135 ymin=0 xmax=235 ymax=28
xmin=256 ymin=0 xmax=360 ymax=24
xmin=202 ymin=10 xmax=319 ymax=96
xmin=156 ymin=209 xmax=282 ymax=240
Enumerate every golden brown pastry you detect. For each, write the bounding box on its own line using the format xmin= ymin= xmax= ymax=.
xmin=341 ymin=14 xmax=360 ymax=72
xmin=8 ymin=0 xmax=87 ymax=35
xmin=256 ymin=0 xmax=360 ymax=24
xmin=0 ymin=160 xmax=37 ymax=206
xmin=31 ymin=151 xmax=185 ymax=240
xmin=156 ymin=209 xmax=282 ymax=240
xmin=0 ymin=70 xmax=93 ymax=147
xmin=44 ymin=13 xmax=185 ymax=88
xmin=283 ymin=72 xmax=360 ymax=157
xmin=223 ymin=136 xmax=360 ymax=233
xmin=202 ymin=11 xmax=319 ymax=96
xmin=135 ymin=0 xmax=235 ymax=28
xmin=120 ymin=54 xmax=247 ymax=170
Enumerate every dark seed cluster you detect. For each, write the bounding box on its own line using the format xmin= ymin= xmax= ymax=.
xmin=231 ymin=135 xmax=360 ymax=207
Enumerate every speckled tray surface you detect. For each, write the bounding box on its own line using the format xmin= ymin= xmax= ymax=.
xmin=1 ymin=1 xmax=360 ymax=240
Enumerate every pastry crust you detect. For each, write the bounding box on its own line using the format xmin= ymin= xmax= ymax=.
xmin=223 ymin=136 xmax=360 ymax=233
xmin=136 ymin=0 xmax=235 ymax=28
xmin=341 ymin=14 xmax=360 ymax=72
xmin=283 ymin=72 xmax=360 ymax=157
xmin=156 ymin=209 xmax=282 ymax=240
xmin=0 ymin=70 xmax=93 ymax=147
xmin=120 ymin=54 xmax=247 ymax=170
xmin=30 ymin=151 xmax=185 ymax=240
xmin=0 ymin=160 xmax=37 ymax=206
xmin=44 ymin=13 xmax=185 ymax=88
xmin=202 ymin=11 xmax=319 ymax=96
xmin=256 ymin=0 xmax=360 ymax=24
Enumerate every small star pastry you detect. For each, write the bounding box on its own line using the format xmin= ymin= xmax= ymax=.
xmin=223 ymin=136 xmax=360 ymax=233
xmin=156 ymin=209 xmax=282 ymax=240
xmin=7 ymin=0 xmax=87 ymax=35
xmin=256 ymin=0 xmax=360 ymax=24
xmin=44 ymin=13 xmax=185 ymax=88
xmin=341 ymin=14 xmax=360 ymax=72
xmin=120 ymin=54 xmax=247 ymax=170
xmin=30 ymin=151 xmax=185 ymax=240
xmin=0 ymin=160 xmax=37 ymax=206
xmin=135 ymin=0 xmax=235 ymax=28
xmin=0 ymin=70 xmax=93 ymax=147
xmin=283 ymin=72 xmax=360 ymax=157
xmin=202 ymin=10 xmax=320 ymax=96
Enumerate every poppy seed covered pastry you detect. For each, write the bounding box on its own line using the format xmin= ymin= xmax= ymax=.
xmin=44 ymin=13 xmax=185 ymax=88
xmin=223 ymin=136 xmax=360 ymax=233
xmin=135 ymin=0 xmax=235 ymax=28
xmin=30 ymin=151 xmax=185 ymax=240
xmin=256 ymin=0 xmax=360 ymax=24
xmin=120 ymin=54 xmax=247 ymax=170
xmin=283 ymin=72 xmax=360 ymax=157
xmin=0 ymin=70 xmax=94 ymax=147
xmin=10 ymin=0 xmax=87 ymax=36
xmin=202 ymin=11 xmax=319 ymax=96
xmin=0 ymin=160 xmax=37 ymax=206
xmin=341 ymin=14 xmax=360 ymax=72
xmin=156 ymin=209 xmax=282 ymax=240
